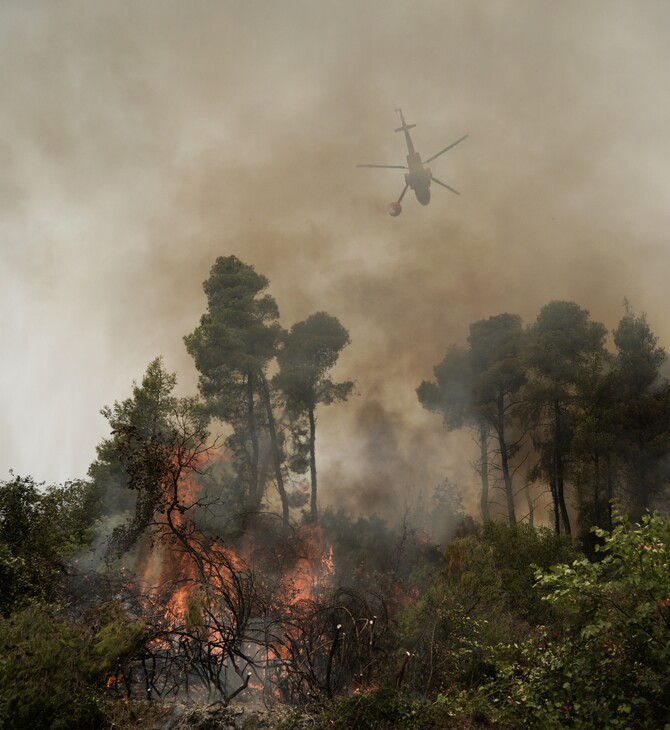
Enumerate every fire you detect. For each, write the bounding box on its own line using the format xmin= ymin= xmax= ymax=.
xmin=116 ymin=446 xmax=360 ymax=704
xmin=279 ymin=525 xmax=336 ymax=602
xmin=322 ymin=544 xmax=335 ymax=576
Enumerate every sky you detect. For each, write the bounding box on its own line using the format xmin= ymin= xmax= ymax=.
xmin=3 ymin=1 xmax=670 ymax=518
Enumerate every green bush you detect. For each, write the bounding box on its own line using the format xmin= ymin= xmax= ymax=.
xmin=477 ymin=520 xmax=577 ymax=623
xmin=0 ymin=606 xmax=104 ymax=730
xmin=0 ymin=476 xmax=102 ymax=616
xmin=280 ymin=687 xmax=494 ymax=730
xmin=502 ymin=511 xmax=670 ymax=728
xmin=92 ymin=602 xmax=147 ymax=672
xmin=0 ymin=601 xmax=151 ymax=730
xmin=396 ymin=521 xmax=576 ymax=697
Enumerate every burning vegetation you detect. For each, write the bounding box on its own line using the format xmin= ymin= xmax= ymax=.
xmin=2 ymin=257 xmax=670 ymax=729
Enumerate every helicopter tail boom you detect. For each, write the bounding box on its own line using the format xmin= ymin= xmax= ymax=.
xmin=394 ymin=108 xmax=417 ymax=156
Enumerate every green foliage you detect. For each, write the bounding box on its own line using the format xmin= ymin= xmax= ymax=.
xmin=0 ymin=601 xmax=159 ymax=730
xmin=479 ymin=521 xmax=577 ymax=622
xmin=419 ymin=314 xmax=528 ymax=525
xmin=441 ymin=522 xmax=576 ymax=625
xmin=92 ymin=603 xmax=146 ymax=671
xmin=184 ymin=255 xmax=282 ymax=414
xmin=0 ymin=544 xmax=30 ymax=617
xmin=303 ymin=686 xmax=493 ymax=730
xmin=524 ymin=300 xmax=608 ymax=392
xmin=503 ymin=511 xmax=670 ymax=728
xmin=93 ymin=359 xmax=212 ymax=559
xmin=468 ymin=312 xmax=526 ymax=406
xmin=0 ymin=475 xmax=101 ymax=615
xmin=614 ymin=302 xmax=666 ymax=396
xmin=396 ymin=521 xmax=575 ymax=698
xmin=315 ymin=687 xmax=433 ymax=730
xmin=420 ymin=299 xmax=670 ymax=533
xmin=89 ymin=356 xmax=179 ymax=521
xmin=274 ymin=311 xmax=354 ymax=521
xmin=399 ymin=598 xmax=506 ymax=696
xmin=0 ymin=606 xmax=104 ymax=730
xmin=91 ymin=357 xmax=178 ymax=554
xmin=611 ymin=306 xmax=670 ymax=513
xmin=184 ymin=255 xmax=285 ymax=516
xmin=42 ymin=480 xmax=102 ymax=558
xmin=275 ymin=311 xmax=353 ymax=414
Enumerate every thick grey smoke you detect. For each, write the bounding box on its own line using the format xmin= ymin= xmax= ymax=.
xmin=3 ymin=1 xmax=670 ymax=519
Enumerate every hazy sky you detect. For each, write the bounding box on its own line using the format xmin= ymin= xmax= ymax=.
xmin=3 ymin=1 xmax=670 ymax=517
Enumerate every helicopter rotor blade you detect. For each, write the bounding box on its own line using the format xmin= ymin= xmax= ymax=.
xmin=356 ymin=164 xmax=407 ymax=169
xmin=431 ymin=176 xmax=460 ymax=195
xmin=397 ymin=183 xmax=409 ymax=203
xmin=424 ymin=134 xmax=469 ymax=164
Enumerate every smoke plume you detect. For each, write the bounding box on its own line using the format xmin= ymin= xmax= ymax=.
xmin=3 ymin=1 xmax=670 ymax=522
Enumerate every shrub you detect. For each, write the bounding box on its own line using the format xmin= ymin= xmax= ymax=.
xmin=503 ymin=511 xmax=670 ymax=728
xmin=397 ymin=521 xmax=576 ymax=698
xmin=0 ymin=606 xmax=104 ymax=730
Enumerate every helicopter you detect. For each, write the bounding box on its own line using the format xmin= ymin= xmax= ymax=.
xmin=357 ymin=108 xmax=467 ymax=216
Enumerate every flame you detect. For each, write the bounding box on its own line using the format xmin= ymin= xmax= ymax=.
xmin=322 ymin=544 xmax=335 ymax=576
xmin=278 ymin=527 xmax=336 ymax=602
xmin=121 ymin=446 xmax=348 ymax=703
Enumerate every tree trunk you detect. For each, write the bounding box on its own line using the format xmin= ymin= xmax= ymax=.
xmin=605 ymin=452 xmax=614 ymax=530
xmin=479 ymin=422 xmax=490 ymax=522
xmin=497 ymin=393 xmax=516 ymax=526
xmin=308 ymin=406 xmax=318 ymax=523
xmin=246 ymin=370 xmax=260 ymax=511
xmin=553 ymin=399 xmax=571 ymax=535
xmin=260 ymin=374 xmax=289 ymax=527
xmin=524 ymin=477 xmax=534 ymax=528
xmin=549 ymin=475 xmax=560 ymax=534
xmin=593 ymin=447 xmax=601 ymax=525
xmin=593 ymin=448 xmax=600 ymax=525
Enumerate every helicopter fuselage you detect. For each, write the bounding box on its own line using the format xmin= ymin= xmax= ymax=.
xmin=399 ymin=121 xmax=432 ymax=205
xmin=405 ymin=151 xmax=432 ymax=205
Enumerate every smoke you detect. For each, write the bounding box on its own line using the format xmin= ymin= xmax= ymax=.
xmin=3 ymin=1 xmax=670 ymax=523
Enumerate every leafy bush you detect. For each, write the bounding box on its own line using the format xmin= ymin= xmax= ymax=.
xmin=311 ymin=687 xmax=478 ymax=730
xmin=477 ymin=520 xmax=577 ymax=623
xmin=0 ymin=601 xmax=154 ymax=730
xmin=0 ymin=475 xmax=101 ymax=616
xmin=92 ymin=602 xmax=147 ymax=672
xmin=503 ymin=511 xmax=670 ymax=728
xmin=0 ymin=606 xmax=104 ymax=730
xmin=397 ymin=521 xmax=576 ymax=697
xmin=436 ymin=521 xmax=576 ymax=627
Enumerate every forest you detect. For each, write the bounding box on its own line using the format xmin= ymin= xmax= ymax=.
xmin=2 ymin=255 xmax=670 ymax=729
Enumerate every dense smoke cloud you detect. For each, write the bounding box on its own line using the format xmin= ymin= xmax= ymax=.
xmin=3 ymin=1 xmax=670 ymax=520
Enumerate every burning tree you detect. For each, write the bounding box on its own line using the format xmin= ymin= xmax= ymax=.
xmin=90 ymin=357 xmax=261 ymax=700
xmin=92 ymin=357 xmax=389 ymax=705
